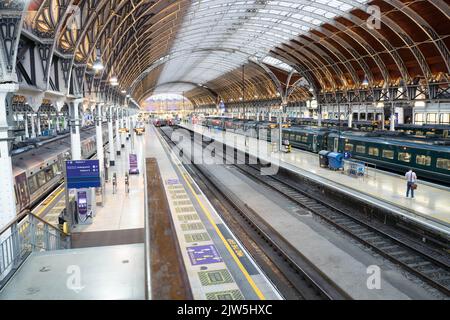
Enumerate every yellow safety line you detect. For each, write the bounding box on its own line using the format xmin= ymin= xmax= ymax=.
xmin=35 ymin=187 xmax=65 ymax=217
xmin=181 ymin=172 xmax=266 ymax=300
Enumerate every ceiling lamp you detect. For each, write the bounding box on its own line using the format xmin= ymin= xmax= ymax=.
xmin=92 ymin=49 xmax=104 ymax=71
xmin=121 ymin=90 xmax=126 ymax=94
xmin=362 ymin=76 xmax=369 ymax=86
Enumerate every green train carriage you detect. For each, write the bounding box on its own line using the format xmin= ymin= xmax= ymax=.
xmin=326 ymin=132 xmax=450 ymax=185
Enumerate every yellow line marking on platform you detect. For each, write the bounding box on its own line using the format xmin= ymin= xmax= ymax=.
xmin=35 ymin=187 xmax=65 ymax=218
xmin=181 ymin=172 xmax=266 ymax=300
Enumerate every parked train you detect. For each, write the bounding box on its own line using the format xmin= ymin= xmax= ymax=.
xmin=289 ymin=117 xmax=450 ymax=138
xmin=13 ymin=126 xmax=110 ymax=215
xmin=202 ymin=117 xmax=450 ymax=185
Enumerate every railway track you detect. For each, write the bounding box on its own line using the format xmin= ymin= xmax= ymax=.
xmin=160 ymin=125 xmax=450 ymax=298
xmin=157 ymin=126 xmax=349 ymax=300
xmin=235 ymin=163 xmax=450 ymax=297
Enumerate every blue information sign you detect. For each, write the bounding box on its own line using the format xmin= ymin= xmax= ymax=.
xmin=66 ymin=160 xmax=101 ymax=189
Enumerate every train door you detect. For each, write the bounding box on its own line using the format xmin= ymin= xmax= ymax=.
xmin=333 ymin=138 xmax=339 ymax=152
xmin=313 ymin=135 xmax=318 ymax=153
xmin=15 ymin=173 xmax=30 ymax=212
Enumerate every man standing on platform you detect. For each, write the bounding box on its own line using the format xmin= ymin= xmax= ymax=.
xmin=405 ymin=169 xmax=417 ymax=199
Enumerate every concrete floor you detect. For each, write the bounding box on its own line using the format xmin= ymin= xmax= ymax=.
xmin=0 ymin=244 xmax=145 ymax=300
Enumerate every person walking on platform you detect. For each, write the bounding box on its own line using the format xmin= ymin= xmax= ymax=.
xmin=405 ymin=169 xmax=417 ymax=199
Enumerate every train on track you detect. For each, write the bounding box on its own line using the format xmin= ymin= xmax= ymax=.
xmin=12 ymin=126 xmax=110 ymax=215
xmin=289 ymin=118 xmax=450 ymax=138
xmin=202 ymin=117 xmax=450 ymax=185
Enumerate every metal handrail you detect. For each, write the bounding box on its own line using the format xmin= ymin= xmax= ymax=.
xmin=0 ymin=210 xmax=71 ymax=288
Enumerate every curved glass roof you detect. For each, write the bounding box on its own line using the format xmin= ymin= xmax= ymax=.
xmin=157 ymin=0 xmax=369 ymax=93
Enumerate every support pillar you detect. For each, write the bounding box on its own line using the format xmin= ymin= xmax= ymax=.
xmin=36 ymin=112 xmax=41 ymax=136
xmin=390 ymin=103 xmax=396 ymax=132
xmin=70 ymin=102 xmax=82 ymax=160
xmin=348 ymin=106 xmax=353 ymax=129
xmin=55 ymin=112 xmax=60 ymax=133
xmin=115 ymin=108 xmax=121 ymax=156
xmin=30 ymin=113 xmax=36 ymax=138
xmin=317 ymin=105 xmax=322 ymax=127
xmin=0 ymin=84 xmax=18 ymax=230
xmin=95 ymin=104 xmax=105 ymax=176
xmin=120 ymin=108 xmax=125 ymax=148
xmin=24 ymin=112 xmax=29 ymax=139
xmin=47 ymin=113 xmax=51 ymax=132
xmin=108 ymin=106 xmax=116 ymax=166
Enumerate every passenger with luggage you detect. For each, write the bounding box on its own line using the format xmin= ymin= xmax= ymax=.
xmin=405 ymin=169 xmax=417 ymax=199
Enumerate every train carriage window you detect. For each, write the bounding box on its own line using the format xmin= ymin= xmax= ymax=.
xmin=37 ymin=171 xmax=47 ymax=186
xmin=356 ymin=145 xmax=366 ymax=154
xmin=28 ymin=175 xmax=38 ymax=194
xmin=427 ymin=113 xmax=438 ymax=124
xmin=382 ymin=150 xmax=395 ymax=160
xmin=302 ymin=136 xmax=308 ymax=143
xmin=344 ymin=144 xmax=354 ymax=152
xmin=296 ymin=135 xmax=302 ymax=142
xmin=436 ymin=158 xmax=450 ymax=171
xmin=368 ymin=147 xmax=379 ymax=157
xmin=52 ymin=163 xmax=60 ymax=175
xmin=290 ymin=134 xmax=296 ymax=141
xmin=398 ymin=152 xmax=412 ymax=163
xmin=440 ymin=113 xmax=450 ymax=125
xmin=414 ymin=113 xmax=425 ymax=125
xmin=416 ymin=155 xmax=431 ymax=166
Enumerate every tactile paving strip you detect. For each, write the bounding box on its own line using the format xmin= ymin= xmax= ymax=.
xmin=205 ymin=290 xmax=244 ymax=301
xmin=173 ymin=200 xmax=193 ymax=206
xmin=184 ymin=233 xmax=211 ymax=243
xmin=198 ymin=269 xmax=234 ymax=286
xmin=180 ymin=222 xmax=205 ymax=231
xmin=177 ymin=214 xmax=200 ymax=222
xmin=175 ymin=206 xmax=197 ymax=214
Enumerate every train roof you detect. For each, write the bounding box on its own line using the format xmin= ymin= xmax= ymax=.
xmin=285 ymin=126 xmax=334 ymax=133
xmin=331 ymin=132 xmax=450 ymax=153
xmin=12 ymin=128 xmax=97 ymax=175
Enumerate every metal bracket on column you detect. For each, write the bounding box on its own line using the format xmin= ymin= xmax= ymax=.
xmin=37 ymin=43 xmax=52 ymax=82
xmin=61 ymin=58 xmax=71 ymax=88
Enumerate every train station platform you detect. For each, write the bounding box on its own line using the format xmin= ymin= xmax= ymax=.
xmin=0 ymin=132 xmax=147 ymax=300
xmin=177 ymin=123 xmax=450 ymax=238
xmin=146 ymin=125 xmax=281 ymax=300
xmin=0 ymin=124 xmax=281 ymax=300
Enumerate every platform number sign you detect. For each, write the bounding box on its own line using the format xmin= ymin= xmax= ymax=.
xmin=66 ymin=160 xmax=101 ymax=189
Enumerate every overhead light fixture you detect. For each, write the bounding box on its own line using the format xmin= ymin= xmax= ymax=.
xmin=92 ymin=49 xmax=104 ymax=71
xmin=126 ymin=94 xmax=130 ymax=98
xmin=110 ymin=76 xmax=118 ymax=83
xmin=362 ymin=76 xmax=369 ymax=86
xmin=309 ymin=87 xmax=314 ymax=93
xmin=121 ymin=90 xmax=126 ymax=94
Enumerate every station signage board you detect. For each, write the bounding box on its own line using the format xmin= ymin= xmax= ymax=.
xmin=66 ymin=160 xmax=101 ymax=189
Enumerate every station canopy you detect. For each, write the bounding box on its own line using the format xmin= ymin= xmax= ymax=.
xmin=26 ymin=0 xmax=450 ymax=107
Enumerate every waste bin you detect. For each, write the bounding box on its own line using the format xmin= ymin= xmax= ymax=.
xmin=327 ymin=152 xmax=344 ymax=170
xmin=319 ymin=150 xmax=331 ymax=168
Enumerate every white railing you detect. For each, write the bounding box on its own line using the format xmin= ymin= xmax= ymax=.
xmin=0 ymin=211 xmax=71 ymax=288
